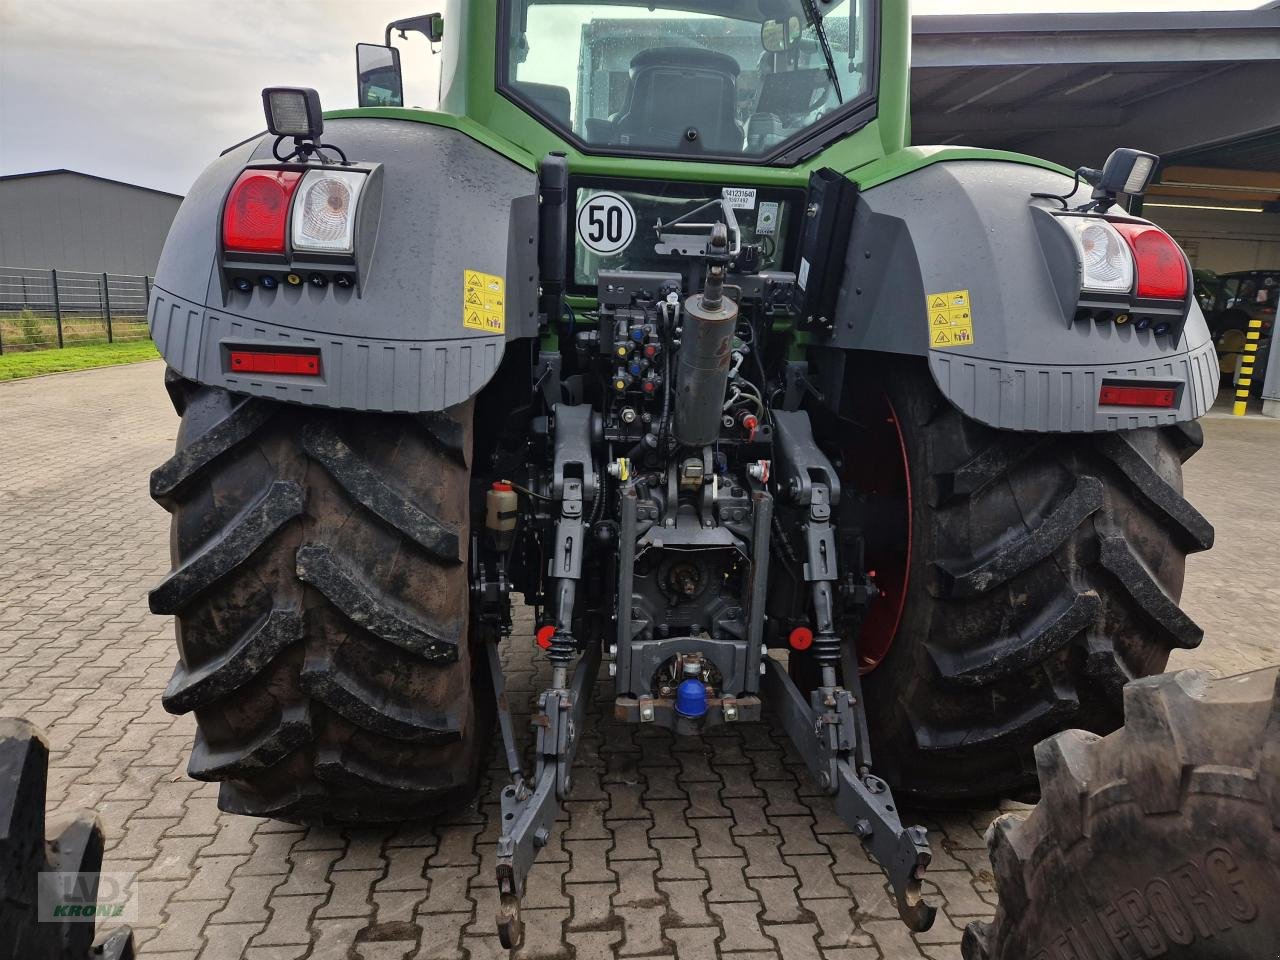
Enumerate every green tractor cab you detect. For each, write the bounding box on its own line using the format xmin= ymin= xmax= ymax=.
xmin=146 ymin=0 xmax=1218 ymax=948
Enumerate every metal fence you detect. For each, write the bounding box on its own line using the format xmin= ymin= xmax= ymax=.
xmin=0 ymin=266 xmax=152 ymax=354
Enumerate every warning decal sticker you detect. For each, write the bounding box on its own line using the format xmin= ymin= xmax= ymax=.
xmin=926 ymin=289 xmax=975 ymax=349
xmin=757 ymin=201 xmax=779 ymax=236
xmin=463 ymin=270 xmax=505 ymax=335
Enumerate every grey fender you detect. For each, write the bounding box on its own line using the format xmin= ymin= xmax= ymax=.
xmin=149 ymin=118 xmax=539 ymax=413
xmin=824 ymin=160 xmax=1216 ymax=432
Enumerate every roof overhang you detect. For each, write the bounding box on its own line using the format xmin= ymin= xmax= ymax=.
xmin=911 ymin=9 xmax=1280 ymax=176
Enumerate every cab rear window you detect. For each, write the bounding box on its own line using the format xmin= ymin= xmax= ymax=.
xmin=501 ymin=0 xmax=875 ymax=163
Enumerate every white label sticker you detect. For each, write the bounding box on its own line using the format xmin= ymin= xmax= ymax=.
xmin=798 ymin=257 xmax=811 ymax=292
xmin=577 ymin=192 xmax=637 ymax=256
xmin=757 ymin=201 xmax=779 ymax=236
xmin=723 ymin=187 xmax=757 ymax=210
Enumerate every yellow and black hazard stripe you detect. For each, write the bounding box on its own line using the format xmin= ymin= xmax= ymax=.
xmin=1233 ymin=318 xmax=1264 ymax=416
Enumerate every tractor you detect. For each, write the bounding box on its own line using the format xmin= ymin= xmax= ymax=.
xmin=145 ymin=0 xmax=1223 ymax=947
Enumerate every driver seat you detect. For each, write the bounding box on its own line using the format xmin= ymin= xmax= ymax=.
xmin=612 ymin=47 xmax=744 ymax=153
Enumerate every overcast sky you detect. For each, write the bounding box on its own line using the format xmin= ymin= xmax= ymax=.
xmin=0 ymin=0 xmax=1267 ymax=195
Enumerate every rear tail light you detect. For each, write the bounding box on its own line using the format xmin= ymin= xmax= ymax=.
xmin=1112 ymin=223 xmax=1188 ymax=300
xmin=1060 ymin=218 xmax=1134 ymax=294
xmin=1099 ymin=383 xmax=1177 ymax=408
xmin=223 ymin=170 xmax=303 ymax=254
xmin=291 ymin=169 xmax=368 ymax=254
xmin=229 ymin=350 xmax=321 ymax=376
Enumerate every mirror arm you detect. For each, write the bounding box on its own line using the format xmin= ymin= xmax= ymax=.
xmin=384 ymin=13 xmax=444 ymax=47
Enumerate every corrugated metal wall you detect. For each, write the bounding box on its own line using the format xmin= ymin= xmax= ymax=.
xmin=0 ymin=172 xmax=182 ymax=276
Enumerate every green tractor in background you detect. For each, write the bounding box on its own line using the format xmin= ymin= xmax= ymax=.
xmin=144 ymin=0 xmax=1243 ymax=950
xmin=1198 ymin=268 xmax=1277 ymax=389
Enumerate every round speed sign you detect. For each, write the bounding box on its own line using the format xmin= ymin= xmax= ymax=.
xmin=576 ymin=192 xmax=637 ymax=256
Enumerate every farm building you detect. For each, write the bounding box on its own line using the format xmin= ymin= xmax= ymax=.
xmin=0 ymin=170 xmax=182 ymax=277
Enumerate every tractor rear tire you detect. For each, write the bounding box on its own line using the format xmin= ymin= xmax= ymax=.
xmin=963 ymin=668 xmax=1280 ymax=960
xmin=1 ymin=718 xmax=136 ymax=960
xmin=149 ymin=373 xmax=492 ymax=822
xmin=848 ymin=360 xmax=1213 ymax=803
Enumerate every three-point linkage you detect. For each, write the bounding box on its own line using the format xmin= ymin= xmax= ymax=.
xmin=765 ymin=411 xmax=937 ymax=932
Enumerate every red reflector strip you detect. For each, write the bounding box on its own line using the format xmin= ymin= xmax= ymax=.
xmin=1099 ymin=384 xmax=1176 ymax=408
xmin=229 ymin=351 xmax=321 ymax=376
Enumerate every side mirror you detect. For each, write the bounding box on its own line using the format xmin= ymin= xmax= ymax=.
xmin=356 ymin=43 xmax=404 ymax=108
xmin=761 ymin=15 xmax=802 ymax=53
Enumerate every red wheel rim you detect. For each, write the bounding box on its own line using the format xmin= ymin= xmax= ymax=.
xmin=841 ymin=392 xmax=912 ymax=674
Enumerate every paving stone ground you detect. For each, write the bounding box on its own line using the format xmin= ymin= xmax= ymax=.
xmin=1 ymin=360 xmax=1276 ymax=960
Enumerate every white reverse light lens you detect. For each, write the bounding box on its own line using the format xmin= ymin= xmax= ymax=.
xmin=291 ymin=169 xmax=367 ymax=253
xmin=1062 ymin=218 xmax=1134 ymax=294
xmin=1124 ymin=156 xmax=1156 ymax=195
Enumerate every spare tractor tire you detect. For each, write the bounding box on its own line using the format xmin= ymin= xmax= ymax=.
xmin=839 ymin=359 xmax=1213 ymax=803
xmin=963 ymin=668 xmax=1280 ymax=960
xmin=1 ymin=718 xmax=136 ymax=960
xmin=149 ymin=373 xmax=492 ymax=822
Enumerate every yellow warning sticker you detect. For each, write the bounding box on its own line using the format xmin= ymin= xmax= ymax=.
xmin=463 ymin=270 xmax=505 ymax=335
xmin=926 ymin=289 xmax=975 ymax=349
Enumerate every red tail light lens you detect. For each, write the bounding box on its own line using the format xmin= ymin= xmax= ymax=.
xmin=223 ymin=170 xmax=303 ymax=254
xmin=1099 ymin=383 xmax=1177 ymax=408
xmin=1112 ymin=224 xmax=1188 ymax=301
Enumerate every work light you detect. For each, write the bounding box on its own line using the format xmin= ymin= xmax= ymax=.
xmin=1091 ymin=148 xmax=1160 ymax=198
xmin=1085 ymin=148 xmax=1167 ymax=200
xmin=262 ymin=87 xmax=324 ymax=140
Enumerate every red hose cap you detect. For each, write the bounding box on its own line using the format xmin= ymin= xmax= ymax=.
xmin=789 ymin=626 xmax=814 ymax=651
xmin=536 ymin=625 xmax=555 ymax=650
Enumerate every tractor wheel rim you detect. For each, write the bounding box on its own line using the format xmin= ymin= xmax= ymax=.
xmin=842 ymin=391 xmax=911 ymax=674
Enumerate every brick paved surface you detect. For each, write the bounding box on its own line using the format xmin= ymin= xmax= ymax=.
xmin=1 ymin=360 xmax=1276 ymax=960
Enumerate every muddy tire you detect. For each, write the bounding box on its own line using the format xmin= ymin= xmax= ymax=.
xmin=963 ymin=668 xmax=1280 ymax=960
xmin=842 ymin=360 xmax=1213 ymax=803
xmin=150 ymin=373 xmax=492 ymax=822
xmin=0 ymin=718 xmax=136 ymax=960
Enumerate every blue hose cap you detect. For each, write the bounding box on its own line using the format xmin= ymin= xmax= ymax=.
xmin=675 ymin=678 xmax=708 ymax=718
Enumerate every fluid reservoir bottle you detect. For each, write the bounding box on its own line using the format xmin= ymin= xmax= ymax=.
xmin=486 ymin=482 xmax=518 ymax=552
